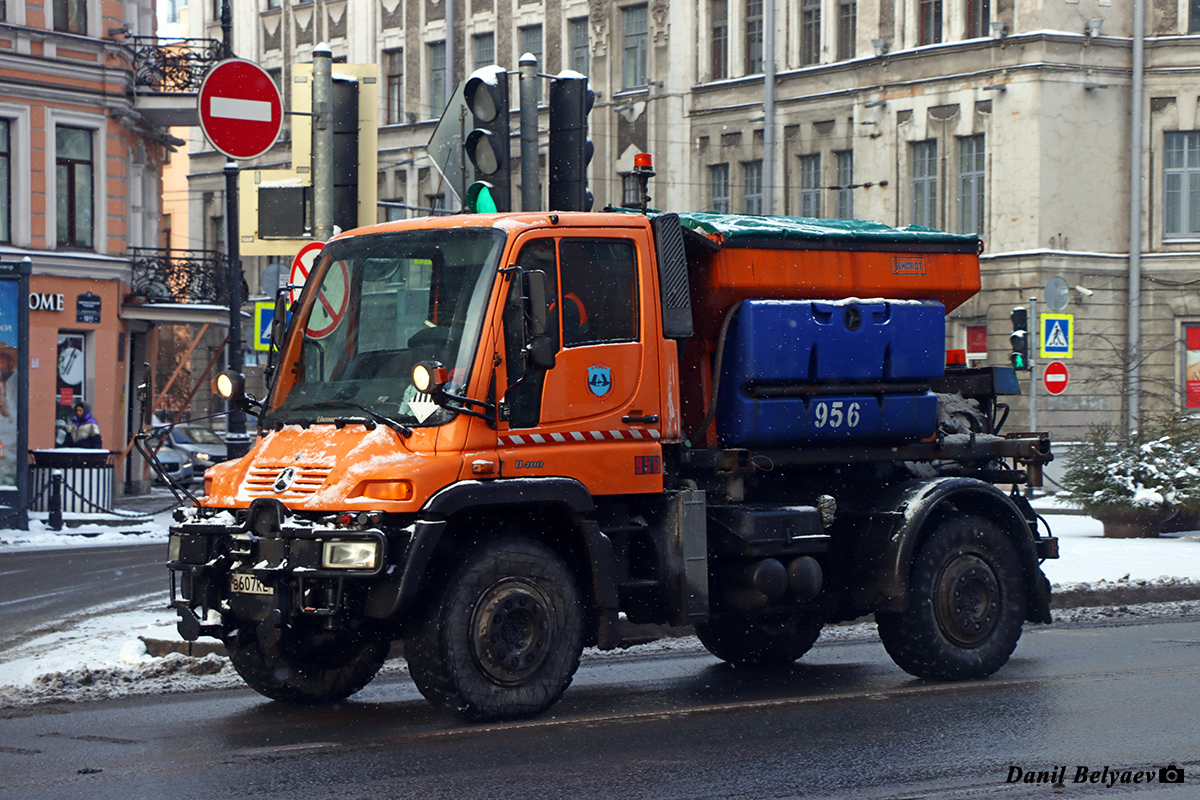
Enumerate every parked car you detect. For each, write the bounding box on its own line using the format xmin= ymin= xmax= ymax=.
xmin=152 ymin=424 xmax=227 ymax=478
xmin=151 ymin=444 xmax=195 ymax=488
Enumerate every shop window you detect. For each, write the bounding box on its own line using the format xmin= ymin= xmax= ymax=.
xmin=56 ymin=333 xmax=87 ymax=444
xmin=1185 ymin=325 xmax=1200 ymax=409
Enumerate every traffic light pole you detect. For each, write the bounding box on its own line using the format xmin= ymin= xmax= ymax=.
xmin=519 ymin=53 xmax=539 ymax=211
xmin=312 ymin=44 xmax=334 ymax=241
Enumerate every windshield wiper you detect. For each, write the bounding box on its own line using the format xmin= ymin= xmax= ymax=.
xmin=292 ymin=402 xmax=413 ymax=437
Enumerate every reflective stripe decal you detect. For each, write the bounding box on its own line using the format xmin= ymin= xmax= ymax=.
xmin=499 ymin=429 xmax=661 ymax=447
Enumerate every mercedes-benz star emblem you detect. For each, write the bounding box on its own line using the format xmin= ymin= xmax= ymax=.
xmin=273 ymin=467 xmax=297 ymax=493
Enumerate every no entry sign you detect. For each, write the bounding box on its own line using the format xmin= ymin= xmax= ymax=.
xmin=198 ymin=59 xmax=283 ymax=160
xmin=1043 ymin=360 xmax=1070 ymax=395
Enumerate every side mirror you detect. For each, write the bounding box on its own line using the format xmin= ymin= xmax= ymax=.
xmin=524 ymin=270 xmax=548 ymax=339
xmin=270 ymin=289 xmax=290 ymax=350
xmin=527 ymin=335 xmax=557 ymax=371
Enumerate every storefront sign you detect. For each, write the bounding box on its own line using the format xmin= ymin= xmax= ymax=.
xmin=76 ymin=292 xmax=101 ymax=324
xmin=29 ymin=293 xmax=64 ymax=311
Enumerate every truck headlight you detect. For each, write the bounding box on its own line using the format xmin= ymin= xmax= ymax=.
xmin=169 ymin=533 xmax=182 ymax=562
xmin=322 ymin=540 xmax=378 ymax=569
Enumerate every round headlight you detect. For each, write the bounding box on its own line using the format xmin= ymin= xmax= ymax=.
xmin=412 ymin=363 xmax=433 ymax=393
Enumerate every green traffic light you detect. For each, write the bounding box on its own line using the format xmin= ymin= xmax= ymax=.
xmin=1011 ymin=352 xmax=1028 ymax=370
xmin=466 ymin=181 xmax=498 ymax=214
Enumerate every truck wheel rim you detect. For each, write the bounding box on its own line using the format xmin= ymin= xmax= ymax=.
xmin=934 ymin=554 xmax=999 ymax=647
xmin=470 ymin=578 xmax=555 ymax=686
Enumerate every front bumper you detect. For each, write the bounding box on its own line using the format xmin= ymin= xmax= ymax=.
xmin=167 ymin=499 xmax=396 ymax=642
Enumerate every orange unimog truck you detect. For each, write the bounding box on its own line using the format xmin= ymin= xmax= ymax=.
xmin=165 ymin=208 xmax=1057 ymax=721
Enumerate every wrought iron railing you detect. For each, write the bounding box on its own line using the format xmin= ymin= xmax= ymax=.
xmin=129 ymin=37 xmax=226 ymax=93
xmin=129 ymin=248 xmax=230 ymax=305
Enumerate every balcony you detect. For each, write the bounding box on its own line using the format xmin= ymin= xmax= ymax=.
xmin=129 ymin=36 xmax=226 ymax=128
xmin=128 ymin=248 xmax=231 ymax=306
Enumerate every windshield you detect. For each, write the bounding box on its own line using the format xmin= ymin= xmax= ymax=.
xmin=264 ymin=227 xmax=506 ymax=428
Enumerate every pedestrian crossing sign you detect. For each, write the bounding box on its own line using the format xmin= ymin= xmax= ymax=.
xmin=1040 ymin=313 xmax=1073 ymax=358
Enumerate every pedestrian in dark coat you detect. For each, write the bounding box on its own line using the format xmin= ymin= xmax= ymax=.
xmin=65 ymin=401 xmax=103 ymax=448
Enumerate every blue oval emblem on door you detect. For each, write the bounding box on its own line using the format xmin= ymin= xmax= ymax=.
xmin=587 ymin=365 xmax=612 ymax=397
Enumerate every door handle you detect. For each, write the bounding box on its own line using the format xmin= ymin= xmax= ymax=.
xmin=622 ymin=414 xmax=659 ymax=424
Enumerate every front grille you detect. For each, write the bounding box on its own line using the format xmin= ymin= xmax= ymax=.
xmin=245 ymin=466 xmax=333 ymax=498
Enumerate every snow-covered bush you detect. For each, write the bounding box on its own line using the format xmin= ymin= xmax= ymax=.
xmin=1061 ymin=418 xmax=1200 ymax=517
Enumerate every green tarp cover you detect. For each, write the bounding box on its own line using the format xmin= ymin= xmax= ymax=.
xmin=674 ymin=212 xmax=979 ymax=249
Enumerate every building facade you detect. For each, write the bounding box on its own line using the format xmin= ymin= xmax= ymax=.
xmin=0 ymin=0 xmax=175 ymax=494
xmin=189 ymin=0 xmax=1200 ymax=441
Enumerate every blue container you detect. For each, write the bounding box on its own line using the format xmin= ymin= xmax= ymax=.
xmin=715 ymin=300 xmax=945 ymax=447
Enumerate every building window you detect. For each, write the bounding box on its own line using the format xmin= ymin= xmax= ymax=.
xmin=958 ymin=135 xmax=985 ymax=235
xmin=0 ymin=120 xmax=9 ymax=244
xmin=570 ymin=18 xmax=590 ymax=75
xmin=474 ymin=33 xmax=494 ymax=68
xmin=799 ymin=154 xmax=821 ymax=218
xmin=385 ymin=49 xmax=403 ymax=125
xmin=801 ymin=0 xmax=821 ymax=66
xmin=623 ymin=5 xmax=649 ymax=89
xmin=1192 ymin=0 xmax=1200 ymax=33
xmin=521 ymin=25 xmax=544 ymax=102
xmin=966 ymin=0 xmax=990 ymax=39
xmin=710 ymin=163 xmax=730 ymax=212
xmin=745 ymin=0 xmax=764 ymax=74
xmin=53 ymin=0 xmax=87 ymax=34
xmin=743 ymin=160 xmax=763 ymax=215
xmin=919 ymin=0 xmax=943 ymax=46
xmin=265 ymin=0 xmax=280 ymax=9
xmin=711 ymin=0 xmax=728 ymax=80
xmin=1165 ymin=131 xmax=1200 ymax=238
xmin=428 ymin=41 xmax=446 ymax=118
xmin=837 ymin=0 xmax=856 ymax=61
xmin=911 ymin=140 xmax=938 ymax=228
xmin=835 ymin=150 xmax=854 ymax=218
xmin=56 ymin=126 xmax=93 ymax=249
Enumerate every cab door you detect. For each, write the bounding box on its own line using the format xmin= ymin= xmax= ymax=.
xmin=498 ymin=228 xmax=663 ymax=495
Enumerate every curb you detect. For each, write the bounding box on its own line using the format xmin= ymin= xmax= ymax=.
xmin=139 ymin=582 xmax=1200 ymax=660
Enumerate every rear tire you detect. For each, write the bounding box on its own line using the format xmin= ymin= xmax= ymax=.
xmin=696 ymin=609 xmax=824 ymax=667
xmin=406 ymin=537 xmax=585 ymax=721
xmin=227 ymin=630 xmax=388 ymax=704
xmin=876 ymin=514 xmax=1026 ymax=680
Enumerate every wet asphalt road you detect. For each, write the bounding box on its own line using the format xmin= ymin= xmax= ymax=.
xmin=0 ymin=545 xmax=166 ymax=656
xmin=2 ymin=617 xmax=1197 ymax=800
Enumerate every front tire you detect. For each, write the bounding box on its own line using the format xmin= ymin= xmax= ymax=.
xmin=227 ymin=630 xmax=388 ymax=704
xmin=406 ymin=537 xmax=585 ymax=721
xmin=876 ymin=514 xmax=1026 ymax=681
xmin=696 ymin=609 xmax=824 ymax=667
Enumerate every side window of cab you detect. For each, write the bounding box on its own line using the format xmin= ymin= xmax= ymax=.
xmin=559 ymin=239 xmax=639 ymax=346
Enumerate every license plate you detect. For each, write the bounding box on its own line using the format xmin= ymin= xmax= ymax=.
xmin=230 ymin=573 xmax=272 ymax=595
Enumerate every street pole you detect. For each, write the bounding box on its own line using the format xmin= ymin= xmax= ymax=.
xmin=219 ymin=1 xmax=250 ymax=460
xmin=224 ymin=161 xmax=249 ymax=459
xmin=519 ymin=52 xmax=539 ymax=211
xmin=312 ymin=44 xmax=334 ymax=241
xmin=1029 ymin=296 xmax=1038 ymax=434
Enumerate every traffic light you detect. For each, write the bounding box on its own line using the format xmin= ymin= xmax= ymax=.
xmin=330 ymin=77 xmax=359 ymax=233
xmin=1010 ymin=307 xmax=1030 ymax=371
xmin=548 ymin=73 xmax=594 ymax=212
xmin=464 ymin=65 xmax=511 ymax=213
xmin=465 ymin=181 xmax=499 ymax=214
